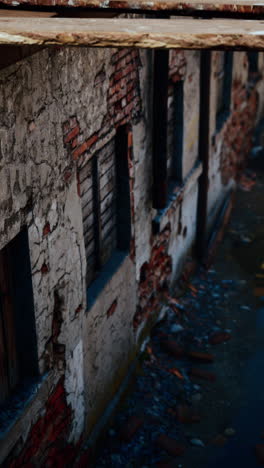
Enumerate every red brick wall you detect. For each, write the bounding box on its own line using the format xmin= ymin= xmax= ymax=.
xmin=5 ymin=379 xmax=77 ymax=468
xmin=3 ymin=48 xmax=143 ymax=468
xmin=219 ymin=80 xmax=258 ymax=185
xmin=62 ymin=49 xmax=142 ymax=265
xmin=133 ymin=224 xmax=172 ymax=329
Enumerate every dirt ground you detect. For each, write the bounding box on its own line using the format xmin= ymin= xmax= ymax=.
xmin=93 ymin=153 xmax=264 ymax=468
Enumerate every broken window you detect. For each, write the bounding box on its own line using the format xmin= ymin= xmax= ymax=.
xmin=0 ymin=228 xmax=38 ymax=405
xmin=216 ymin=51 xmax=233 ymax=131
xmin=80 ymin=125 xmax=131 ymax=287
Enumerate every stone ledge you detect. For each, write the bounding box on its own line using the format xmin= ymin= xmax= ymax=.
xmin=153 ymin=160 xmax=202 ymax=234
xmin=1 ymin=18 xmax=264 ymax=49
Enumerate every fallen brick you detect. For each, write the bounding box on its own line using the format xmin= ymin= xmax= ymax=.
xmin=161 ymin=340 xmax=185 ymax=359
xmin=156 ymin=460 xmax=174 ymax=468
xmin=119 ymin=414 xmax=144 ymax=442
xmin=256 ymin=444 xmax=264 ymax=465
xmin=176 ymin=404 xmax=200 ymax=424
xmin=254 ymin=287 xmax=264 ymax=297
xmin=189 ymin=368 xmax=216 ymax=382
xmin=209 ymin=332 xmax=231 ymax=345
xmin=156 ymin=434 xmax=186 ymax=457
xmin=167 ymin=368 xmax=184 ymax=380
xmin=211 ymin=434 xmax=227 ymax=447
xmin=187 ymin=351 xmax=214 ymax=363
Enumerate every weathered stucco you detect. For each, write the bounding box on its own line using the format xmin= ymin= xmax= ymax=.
xmin=0 ymin=45 xmax=263 ymax=465
xmin=207 ymin=51 xmax=262 ymax=232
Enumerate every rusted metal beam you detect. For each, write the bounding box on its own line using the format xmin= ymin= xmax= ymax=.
xmin=0 ymin=18 xmax=264 ymax=49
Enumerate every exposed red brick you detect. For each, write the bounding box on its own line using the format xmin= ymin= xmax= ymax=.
xmin=63 ymin=169 xmax=72 ymax=182
xmin=156 ymin=434 xmax=186 ymax=457
xmin=5 ymin=378 xmax=76 ymax=468
xmin=64 ymin=125 xmax=80 ymax=144
xmin=187 ymin=351 xmax=214 ymax=363
xmin=75 ymin=304 xmax=83 ymax=315
xmin=107 ymin=299 xmax=118 ymax=318
xmin=219 ymin=80 xmax=257 ymax=185
xmin=209 ymin=332 xmax=231 ymax=345
xmin=114 ymin=70 xmax=123 ymax=82
xmin=41 ymin=263 xmax=49 ymax=274
xmin=73 ymin=134 xmax=98 ymax=160
xmin=189 ymin=368 xmax=216 ymax=382
xmin=161 ymin=340 xmax=185 ymax=359
xmin=73 ymin=141 xmax=88 ymax=160
xmin=43 ymin=222 xmax=51 ymax=236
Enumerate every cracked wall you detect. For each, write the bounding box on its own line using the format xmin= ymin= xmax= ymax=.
xmin=207 ymin=51 xmax=263 ymax=232
xmin=0 ymin=46 xmax=262 ymax=465
xmin=0 ymin=46 xmax=141 ymax=462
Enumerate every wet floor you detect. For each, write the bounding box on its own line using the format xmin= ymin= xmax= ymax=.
xmin=205 ymin=307 xmax=264 ymax=468
xmin=93 ymin=154 xmax=264 ymax=468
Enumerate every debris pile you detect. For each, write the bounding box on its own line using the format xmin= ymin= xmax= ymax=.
xmin=94 ymin=266 xmax=242 ymax=468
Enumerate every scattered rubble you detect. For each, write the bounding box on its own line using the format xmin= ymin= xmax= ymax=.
xmin=93 ymin=264 xmax=241 ymax=467
xmin=91 ymin=160 xmax=264 ymax=468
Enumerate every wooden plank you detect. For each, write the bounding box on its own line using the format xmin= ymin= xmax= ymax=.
xmin=0 ymin=0 xmax=264 ymax=14
xmin=83 ymin=210 xmax=94 ymax=233
xmin=0 ymin=17 xmax=264 ymax=49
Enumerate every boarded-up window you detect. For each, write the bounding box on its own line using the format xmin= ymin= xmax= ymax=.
xmin=0 ymin=228 xmax=38 ymax=406
xmin=80 ymin=126 xmax=131 ymax=286
xmin=216 ymin=52 xmax=233 ymax=131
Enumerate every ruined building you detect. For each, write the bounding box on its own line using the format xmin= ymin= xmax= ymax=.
xmin=0 ymin=2 xmax=264 ymax=466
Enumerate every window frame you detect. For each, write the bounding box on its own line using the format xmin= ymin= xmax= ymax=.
xmin=169 ymin=79 xmax=184 ymax=187
xmin=0 ymin=228 xmax=39 ymax=407
xmin=81 ymin=125 xmax=132 ymax=306
xmin=216 ymin=51 xmax=233 ymax=132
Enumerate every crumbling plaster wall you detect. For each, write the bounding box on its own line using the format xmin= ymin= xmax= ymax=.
xmin=255 ymin=52 xmax=264 ymax=124
xmin=182 ymin=51 xmax=200 ymax=178
xmin=2 ymin=45 xmax=259 ymax=464
xmin=207 ymin=51 xmax=260 ymax=233
xmin=166 ymin=50 xmax=200 ymax=280
xmin=134 ymin=50 xmax=201 ymax=337
xmin=0 ymin=45 xmax=146 ymax=461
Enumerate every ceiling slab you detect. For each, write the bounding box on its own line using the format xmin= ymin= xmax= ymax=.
xmin=0 ymin=17 xmax=264 ymax=49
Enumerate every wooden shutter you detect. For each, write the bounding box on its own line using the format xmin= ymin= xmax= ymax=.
xmin=99 ymin=139 xmax=117 ymax=265
xmin=79 ymin=158 xmax=96 ymax=285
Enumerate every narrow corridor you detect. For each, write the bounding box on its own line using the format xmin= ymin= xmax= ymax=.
xmin=93 ymin=152 xmax=264 ymax=468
